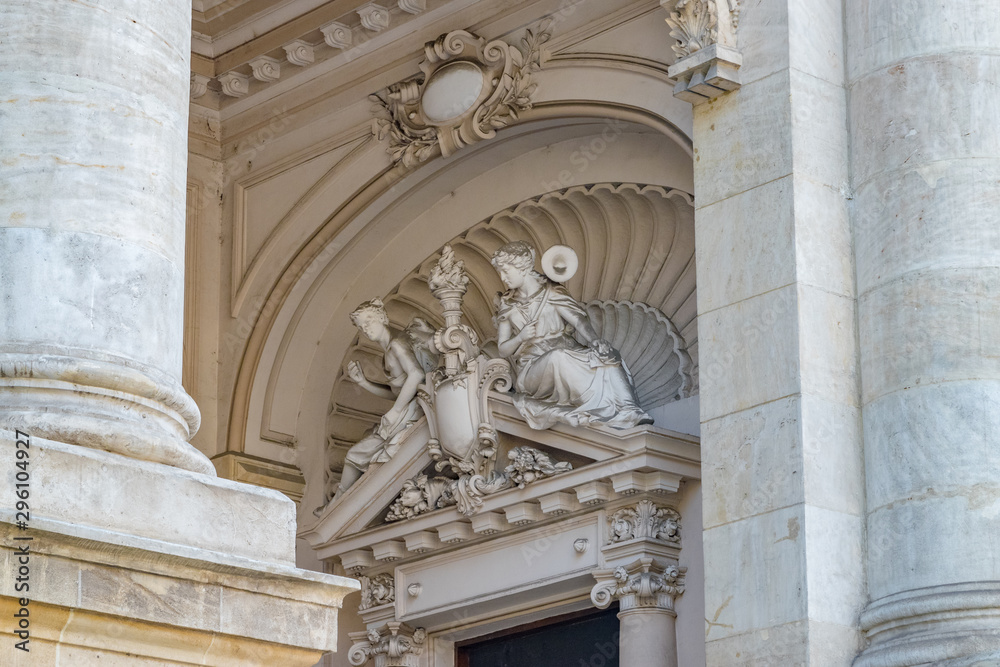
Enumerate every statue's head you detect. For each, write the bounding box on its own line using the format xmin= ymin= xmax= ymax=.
xmin=491 ymin=241 xmax=536 ymax=273
xmin=491 ymin=241 xmax=541 ymax=290
xmin=350 ymin=297 xmax=389 ymax=340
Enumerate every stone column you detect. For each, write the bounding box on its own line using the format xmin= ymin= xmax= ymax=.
xmin=0 ymin=0 xmax=212 ymax=475
xmin=0 ymin=2 xmax=360 ymax=663
xmin=591 ymin=558 xmax=684 ymax=667
xmin=674 ymin=0 xmax=867 ymax=664
xmin=848 ymin=2 xmax=1000 ymax=664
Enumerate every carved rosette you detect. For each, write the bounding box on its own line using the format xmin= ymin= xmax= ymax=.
xmin=608 ymin=500 xmax=681 ymax=545
xmin=591 ymin=557 xmax=686 ymax=614
xmin=662 ymin=0 xmax=742 ymax=104
xmin=349 ymin=622 xmax=426 ymax=667
xmin=359 ymin=573 xmax=396 ymax=611
xmin=371 ymin=24 xmax=550 ymax=168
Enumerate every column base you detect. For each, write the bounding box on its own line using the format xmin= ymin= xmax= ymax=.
xmin=0 ymin=526 xmax=356 ymax=666
xmin=0 ymin=429 xmax=359 ymax=665
xmin=857 ymin=583 xmax=1000 ymax=667
xmin=0 ymin=352 xmax=212 ymax=475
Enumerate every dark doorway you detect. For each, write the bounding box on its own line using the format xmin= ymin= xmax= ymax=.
xmin=456 ymin=607 xmax=620 ymax=667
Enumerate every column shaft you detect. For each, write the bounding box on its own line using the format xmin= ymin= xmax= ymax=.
xmin=849 ymin=1 xmax=1000 ymax=663
xmin=618 ymin=608 xmax=677 ymax=667
xmin=0 ymin=0 xmax=211 ymax=474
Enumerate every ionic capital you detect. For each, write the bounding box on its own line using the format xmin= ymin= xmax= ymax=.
xmin=591 ymin=557 xmax=686 ymax=614
xmin=348 ymin=622 xmax=426 ymax=667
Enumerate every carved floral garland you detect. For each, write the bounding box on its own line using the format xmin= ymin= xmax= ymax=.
xmin=385 ymin=445 xmax=572 ymax=522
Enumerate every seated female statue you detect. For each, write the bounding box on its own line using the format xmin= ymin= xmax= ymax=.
xmin=491 ymin=241 xmax=652 ymax=430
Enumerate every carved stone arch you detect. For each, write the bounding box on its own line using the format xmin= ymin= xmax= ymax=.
xmin=223 ymin=72 xmax=697 ymax=516
xmin=326 ymin=183 xmax=698 ymax=470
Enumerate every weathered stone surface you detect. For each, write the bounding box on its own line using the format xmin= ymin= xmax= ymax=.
xmin=698 ymin=285 xmax=801 ymax=422
xmin=0 ymin=431 xmax=296 ymax=564
xmin=845 ymin=0 xmax=1000 ymax=80
xmin=848 ymin=1 xmax=1000 ymax=662
xmin=703 ymin=505 xmax=808 ymax=641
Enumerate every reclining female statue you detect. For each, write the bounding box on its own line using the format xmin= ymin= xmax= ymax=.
xmin=491 ymin=241 xmax=652 ymax=430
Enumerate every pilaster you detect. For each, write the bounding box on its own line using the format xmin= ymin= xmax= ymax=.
xmin=677 ymin=0 xmax=866 ymax=663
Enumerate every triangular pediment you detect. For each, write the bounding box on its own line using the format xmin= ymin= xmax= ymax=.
xmin=305 ymin=419 xmax=436 ymax=544
xmin=300 ymin=392 xmax=700 ymax=559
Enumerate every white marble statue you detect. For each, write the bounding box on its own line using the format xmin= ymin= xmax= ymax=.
xmin=491 ymin=241 xmax=652 ymax=430
xmin=337 ymin=298 xmax=435 ymax=495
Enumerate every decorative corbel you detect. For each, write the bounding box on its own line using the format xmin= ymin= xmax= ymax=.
xmin=218 ymin=71 xmax=249 ymax=98
xmin=349 ymin=622 xmax=426 ymax=667
xmin=358 ymin=2 xmax=391 ymax=32
xmin=663 ymin=0 xmax=742 ymax=104
xmin=609 ymin=499 xmax=681 ymax=545
xmin=249 ymin=56 xmax=281 ymax=82
xmin=359 ymin=573 xmax=396 ymax=611
xmin=284 ymin=39 xmax=315 ymax=66
xmin=190 ymin=73 xmax=210 ymax=100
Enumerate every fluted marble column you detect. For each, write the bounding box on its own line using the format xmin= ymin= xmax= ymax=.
xmin=591 ymin=558 xmax=684 ymax=667
xmin=849 ymin=2 xmax=1000 ymax=664
xmin=0 ymin=0 xmax=212 ymax=475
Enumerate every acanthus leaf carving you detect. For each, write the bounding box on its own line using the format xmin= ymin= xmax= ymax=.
xmin=663 ymin=0 xmax=743 ymax=104
xmin=665 ymin=0 xmax=719 ymax=59
xmin=358 ymin=573 xmax=396 ymax=611
xmin=590 ymin=557 xmax=686 ymax=613
xmin=349 ymin=622 xmax=426 ymax=667
xmin=609 ymin=499 xmax=681 ymax=546
xmin=384 ymin=444 xmax=572 ymax=522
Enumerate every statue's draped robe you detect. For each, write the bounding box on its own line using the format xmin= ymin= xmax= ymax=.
xmin=496 ymin=282 xmax=651 ymax=429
